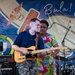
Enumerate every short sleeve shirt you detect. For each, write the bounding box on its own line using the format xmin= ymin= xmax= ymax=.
xmin=14 ymin=30 xmax=44 ymax=49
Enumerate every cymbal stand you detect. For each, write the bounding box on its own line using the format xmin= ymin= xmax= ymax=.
xmin=58 ymin=55 xmax=61 ymax=75
xmin=61 ymin=26 xmax=71 ymax=73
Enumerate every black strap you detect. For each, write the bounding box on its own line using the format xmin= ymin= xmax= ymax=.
xmin=35 ymin=34 xmax=38 ymax=50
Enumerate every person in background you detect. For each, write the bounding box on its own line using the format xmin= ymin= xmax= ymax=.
xmin=37 ymin=20 xmax=59 ymax=75
xmin=12 ymin=18 xmax=44 ymax=75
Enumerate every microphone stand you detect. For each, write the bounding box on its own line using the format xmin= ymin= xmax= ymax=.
xmin=61 ymin=26 xmax=71 ymax=74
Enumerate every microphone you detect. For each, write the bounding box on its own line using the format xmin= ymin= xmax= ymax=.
xmin=61 ymin=25 xmax=71 ymax=45
xmin=67 ymin=20 xmax=71 ymax=28
xmin=69 ymin=20 xmax=71 ymax=23
xmin=48 ymin=22 xmax=55 ymax=29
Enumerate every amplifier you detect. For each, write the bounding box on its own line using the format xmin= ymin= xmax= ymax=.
xmin=0 ymin=62 xmax=16 ymax=75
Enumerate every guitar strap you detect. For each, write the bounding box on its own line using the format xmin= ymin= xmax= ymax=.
xmin=33 ymin=34 xmax=39 ymax=58
xmin=35 ymin=34 xmax=38 ymax=50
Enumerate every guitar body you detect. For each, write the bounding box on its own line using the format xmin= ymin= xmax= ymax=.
xmin=14 ymin=46 xmax=36 ymax=63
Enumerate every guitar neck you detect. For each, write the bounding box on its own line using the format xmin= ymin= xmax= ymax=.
xmin=31 ymin=47 xmax=67 ymax=54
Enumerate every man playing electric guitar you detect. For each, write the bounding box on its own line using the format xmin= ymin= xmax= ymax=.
xmin=12 ymin=18 xmax=44 ymax=75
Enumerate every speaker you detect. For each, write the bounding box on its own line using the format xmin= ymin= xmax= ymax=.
xmin=0 ymin=42 xmax=3 ymax=52
xmin=1 ymin=62 xmax=16 ymax=75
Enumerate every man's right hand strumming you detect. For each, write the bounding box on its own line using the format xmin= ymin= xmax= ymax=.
xmin=12 ymin=45 xmax=29 ymax=55
xmin=20 ymin=47 xmax=29 ymax=55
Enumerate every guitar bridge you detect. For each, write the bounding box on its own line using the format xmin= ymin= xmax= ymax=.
xmin=18 ymin=58 xmax=25 ymax=60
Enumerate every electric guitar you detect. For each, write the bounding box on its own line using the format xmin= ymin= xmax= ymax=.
xmin=14 ymin=46 xmax=67 ymax=63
